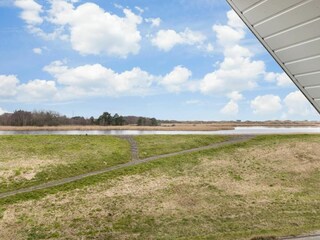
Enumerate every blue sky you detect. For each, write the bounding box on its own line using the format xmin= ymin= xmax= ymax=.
xmin=0 ymin=0 xmax=318 ymax=121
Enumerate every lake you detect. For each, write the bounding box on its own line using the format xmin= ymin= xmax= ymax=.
xmin=0 ymin=127 xmax=320 ymax=135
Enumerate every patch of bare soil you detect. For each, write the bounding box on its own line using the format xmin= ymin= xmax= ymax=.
xmin=0 ymin=157 xmax=60 ymax=182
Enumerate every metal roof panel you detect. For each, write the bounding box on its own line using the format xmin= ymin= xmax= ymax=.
xmin=226 ymin=0 xmax=320 ymax=114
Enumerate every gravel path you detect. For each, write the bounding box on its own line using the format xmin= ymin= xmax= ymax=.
xmin=0 ymin=135 xmax=253 ymax=199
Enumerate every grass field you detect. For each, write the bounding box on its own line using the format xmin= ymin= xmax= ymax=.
xmin=135 ymin=135 xmax=228 ymax=158
xmin=0 ymin=135 xmax=319 ymax=239
xmin=0 ymin=135 xmax=131 ymax=193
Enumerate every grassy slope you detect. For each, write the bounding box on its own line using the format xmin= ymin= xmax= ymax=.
xmin=0 ymin=135 xmax=130 ymax=193
xmin=135 ymin=135 xmax=228 ymax=158
xmin=0 ymin=135 xmax=319 ymax=239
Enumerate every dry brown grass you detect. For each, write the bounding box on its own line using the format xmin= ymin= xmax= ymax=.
xmin=0 ymin=135 xmax=319 ymax=239
xmin=0 ymin=157 xmax=58 ymax=182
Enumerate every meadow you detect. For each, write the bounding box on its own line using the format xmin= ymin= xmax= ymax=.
xmin=0 ymin=134 xmax=319 ymax=239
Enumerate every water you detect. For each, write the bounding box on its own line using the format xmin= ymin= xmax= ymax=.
xmin=0 ymin=127 xmax=319 ymax=135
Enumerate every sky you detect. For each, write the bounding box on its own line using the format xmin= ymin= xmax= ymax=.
xmin=0 ymin=0 xmax=319 ymax=121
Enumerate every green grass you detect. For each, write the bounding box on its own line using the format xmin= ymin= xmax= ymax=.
xmin=0 ymin=135 xmax=131 ymax=193
xmin=135 ymin=134 xmax=228 ymax=158
xmin=0 ymin=135 xmax=319 ymax=240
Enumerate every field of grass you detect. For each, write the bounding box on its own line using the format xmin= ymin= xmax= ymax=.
xmin=0 ymin=135 xmax=131 ymax=193
xmin=135 ymin=135 xmax=228 ymax=158
xmin=0 ymin=134 xmax=319 ymax=239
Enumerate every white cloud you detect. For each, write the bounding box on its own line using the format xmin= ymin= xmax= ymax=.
xmin=33 ymin=47 xmax=42 ymax=54
xmin=0 ymin=61 xmax=199 ymax=103
xmin=200 ymin=10 xmax=265 ymax=95
xmin=14 ymin=0 xmax=43 ymax=25
xmin=221 ymin=100 xmax=239 ymax=115
xmin=17 ymin=80 xmax=58 ymax=102
xmin=160 ymin=66 xmax=192 ymax=93
xmin=227 ymin=91 xmax=243 ymax=101
xmin=58 ymin=4 xmax=142 ymax=57
xmin=16 ymin=1 xmax=143 ymax=57
xmin=213 ymin=25 xmax=245 ymax=47
xmin=0 ymin=75 xmax=57 ymax=102
xmin=227 ymin=10 xmax=245 ymax=29
xmin=0 ymin=75 xmax=19 ymax=97
xmin=151 ymin=28 xmax=206 ymax=51
xmin=283 ymin=91 xmax=315 ymax=117
xmin=251 ymin=95 xmax=282 ymax=115
xmin=0 ymin=107 xmax=8 ymax=115
xmin=224 ymin=44 xmax=252 ymax=58
xmin=200 ymin=56 xmax=265 ymax=94
xmin=135 ymin=6 xmax=144 ymax=14
xmin=220 ymin=91 xmax=243 ymax=116
xmin=264 ymin=72 xmax=293 ymax=87
xmin=145 ymin=17 xmax=161 ymax=27
xmin=43 ymin=61 xmax=156 ymax=99
xmin=205 ymin=43 xmax=214 ymax=52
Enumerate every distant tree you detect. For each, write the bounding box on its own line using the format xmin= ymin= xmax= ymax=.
xmin=118 ymin=116 xmax=126 ymax=126
xmin=10 ymin=110 xmax=32 ymax=126
xmin=112 ymin=114 xmax=126 ymax=126
xmin=150 ymin=118 xmax=158 ymax=126
xmin=98 ymin=112 xmax=113 ymax=125
xmin=89 ymin=117 xmax=95 ymax=125
xmin=113 ymin=113 xmax=120 ymax=125
xmin=137 ymin=117 xmax=144 ymax=126
xmin=137 ymin=117 xmax=148 ymax=126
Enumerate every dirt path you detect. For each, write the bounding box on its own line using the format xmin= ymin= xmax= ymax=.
xmin=281 ymin=234 xmax=320 ymax=240
xmin=0 ymin=135 xmax=254 ymax=199
xmin=117 ymin=135 xmax=139 ymax=161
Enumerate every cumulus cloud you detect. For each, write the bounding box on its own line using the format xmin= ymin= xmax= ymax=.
xmin=160 ymin=66 xmax=192 ymax=93
xmin=213 ymin=25 xmax=245 ymax=47
xmin=264 ymin=72 xmax=293 ymax=87
xmin=17 ymin=80 xmax=58 ymax=102
xmin=43 ymin=61 xmax=156 ymax=99
xmin=151 ymin=28 xmax=206 ymax=51
xmin=227 ymin=91 xmax=243 ymax=101
xmin=221 ymin=100 xmax=239 ymax=115
xmin=0 ymin=61 xmax=202 ymax=103
xmin=0 ymin=74 xmax=57 ymax=102
xmin=15 ymin=0 xmax=143 ymax=57
xmin=226 ymin=9 xmax=245 ymax=29
xmin=14 ymin=0 xmax=43 ymax=25
xmin=51 ymin=2 xmax=142 ymax=57
xmin=0 ymin=75 xmax=19 ymax=97
xmin=200 ymin=10 xmax=265 ymax=95
xmin=200 ymin=56 xmax=265 ymax=94
xmin=283 ymin=91 xmax=315 ymax=117
xmin=145 ymin=17 xmax=161 ymax=27
xmin=220 ymin=91 xmax=243 ymax=116
xmin=248 ymin=91 xmax=317 ymax=118
xmin=251 ymin=95 xmax=282 ymax=115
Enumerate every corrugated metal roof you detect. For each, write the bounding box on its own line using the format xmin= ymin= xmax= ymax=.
xmin=226 ymin=0 xmax=320 ymax=114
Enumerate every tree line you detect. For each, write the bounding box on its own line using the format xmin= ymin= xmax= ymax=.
xmin=0 ymin=110 xmax=159 ymax=127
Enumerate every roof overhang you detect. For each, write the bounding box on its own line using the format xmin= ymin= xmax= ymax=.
xmin=226 ymin=0 xmax=320 ymax=114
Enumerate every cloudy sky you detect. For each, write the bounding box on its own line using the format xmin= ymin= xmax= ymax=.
xmin=0 ymin=0 xmax=319 ymax=120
